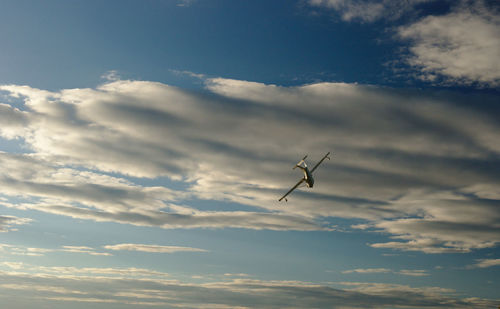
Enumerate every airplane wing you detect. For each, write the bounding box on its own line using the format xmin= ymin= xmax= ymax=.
xmin=310 ymin=152 xmax=331 ymax=173
xmin=278 ymin=178 xmax=305 ymax=202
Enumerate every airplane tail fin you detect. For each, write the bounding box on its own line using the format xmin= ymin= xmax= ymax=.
xmin=293 ymin=155 xmax=308 ymax=169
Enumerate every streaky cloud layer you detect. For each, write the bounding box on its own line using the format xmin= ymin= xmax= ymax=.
xmin=0 ymin=77 xmax=499 ymax=254
xmin=0 ymin=265 xmax=497 ymax=309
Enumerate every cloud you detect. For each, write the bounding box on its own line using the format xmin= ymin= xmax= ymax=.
xmin=0 ymin=78 xmax=499 ymax=253
xmin=307 ymin=0 xmax=432 ymax=22
xmin=0 ymin=103 xmax=27 ymax=139
xmin=223 ymin=273 xmax=250 ymax=277
xmin=0 ymin=215 xmax=32 ymax=232
xmin=366 ymin=192 xmax=500 ymax=253
xmin=467 ymin=258 xmax=500 ymax=269
xmin=61 ymin=246 xmax=112 ymax=256
xmin=307 ymin=1 xmax=500 ymax=87
xmin=397 ymin=1 xmax=500 ymax=87
xmin=397 ymin=269 xmax=429 ymax=277
xmin=0 ymin=244 xmax=53 ymax=257
xmin=0 ymin=244 xmax=110 ymax=257
xmin=34 ymin=266 xmax=171 ymax=278
xmin=0 ymin=267 xmax=497 ymax=308
xmin=0 ymin=153 xmax=324 ymax=231
xmin=103 ymin=243 xmax=208 ymax=253
xmin=342 ymin=268 xmax=429 ymax=276
xmin=342 ymin=268 xmax=391 ymax=274
xmin=177 ymin=0 xmax=195 ymax=7
xmin=2 ymin=262 xmax=24 ymax=270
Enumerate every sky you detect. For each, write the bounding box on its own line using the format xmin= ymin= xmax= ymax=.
xmin=0 ymin=0 xmax=499 ymax=308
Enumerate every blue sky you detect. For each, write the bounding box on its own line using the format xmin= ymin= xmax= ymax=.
xmin=0 ymin=0 xmax=499 ymax=308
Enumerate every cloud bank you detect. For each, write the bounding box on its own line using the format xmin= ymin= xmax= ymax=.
xmin=0 ymin=266 xmax=496 ymax=309
xmin=0 ymin=77 xmax=499 ymax=254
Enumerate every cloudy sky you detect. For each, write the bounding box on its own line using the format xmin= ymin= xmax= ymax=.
xmin=0 ymin=0 xmax=499 ymax=308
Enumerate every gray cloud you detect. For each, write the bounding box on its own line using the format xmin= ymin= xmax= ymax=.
xmin=0 ymin=78 xmax=499 ymax=253
xmin=0 ymin=103 xmax=27 ymax=139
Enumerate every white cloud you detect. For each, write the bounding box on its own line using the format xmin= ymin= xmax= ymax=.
xmin=223 ymin=273 xmax=250 ymax=277
xmin=398 ymin=1 xmax=500 ymax=87
xmin=307 ymin=1 xmax=500 ymax=87
xmin=342 ymin=268 xmax=391 ymax=274
xmin=397 ymin=269 xmax=429 ymax=277
xmin=342 ymin=268 xmax=429 ymax=276
xmin=36 ymin=266 xmax=171 ymax=278
xmin=61 ymin=246 xmax=112 ymax=256
xmin=0 ymin=78 xmax=499 ymax=253
xmin=0 ymin=244 xmax=112 ymax=257
xmin=2 ymin=262 xmax=24 ymax=270
xmin=103 ymin=243 xmax=208 ymax=253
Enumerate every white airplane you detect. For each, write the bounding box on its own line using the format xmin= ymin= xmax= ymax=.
xmin=279 ymin=152 xmax=331 ymax=202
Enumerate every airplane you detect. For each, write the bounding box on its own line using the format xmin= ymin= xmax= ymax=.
xmin=278 ymin=152 xmax=331 ymax=202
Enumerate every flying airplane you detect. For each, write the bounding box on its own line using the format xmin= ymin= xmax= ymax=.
xmin=278 ymin=152 xmax=331 ymax=202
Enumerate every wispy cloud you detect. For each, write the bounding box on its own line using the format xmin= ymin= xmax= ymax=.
xmin=342 ymin=268 xmax=391 ymax=274
xmin=177 ymin=0 xmax=195 ymax=7
xmin=467 ymin=258 xmax=500 ymax=269
xmin=0 ymin=244 xmax=54 ymax=257
xmin=103 ymin=243 xmax=208 ymax=253
xmin=342 ymin=268 xmax=429 ymax=276
xmin=0 ymin=244 xmax=109 ymax=257
xmin=307 ymin=0 xmax=434 ymax=22
xmin=61 ymin=246 xmax=112 ymax=256
xmin=0 ymin=215 xmax=31 ymax=232
xmin=0 ymin=267 xmax=496 ymax=308
xmin=397 ymin=269 xmax=429 ymax=277
xmin=100 ymin=70 xmax=121 ymax=82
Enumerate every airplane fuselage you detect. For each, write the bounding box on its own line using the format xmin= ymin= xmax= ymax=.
xmin=304 ymin=167 xmax=314 ymax=188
